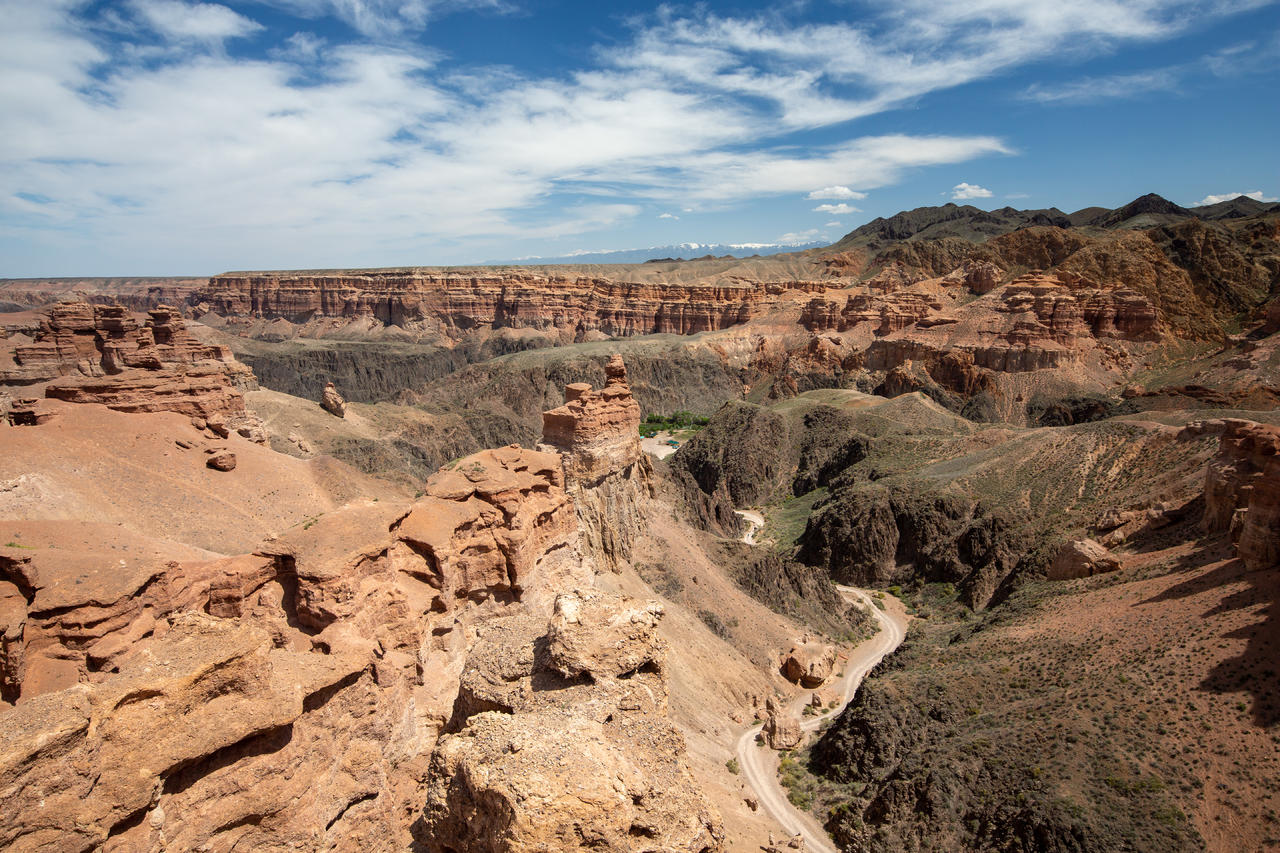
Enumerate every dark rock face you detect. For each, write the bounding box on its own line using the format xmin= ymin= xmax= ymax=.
xmin=672 ymin=401 xmax=790 ymax=506
xmin=796 ymin=486 xmax=1027 ymax=608
xmin=711 ymin=540 xmax=867 ymax=637
xmin=671 ymin=401 xmax=870 ymax=508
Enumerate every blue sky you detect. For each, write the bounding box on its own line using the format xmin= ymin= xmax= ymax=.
xmin=2 ymin=0 xmax=1278 ymax=275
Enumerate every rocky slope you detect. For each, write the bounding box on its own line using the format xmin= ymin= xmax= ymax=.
xmin=802 ymin=427 xmax=1280 ymax=850
xmin=2 ymin=350 xmax=860 ymax=852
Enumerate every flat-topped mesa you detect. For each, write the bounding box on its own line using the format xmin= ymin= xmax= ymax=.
xmin=198 ymin=269 xmax=825 ymax=340
xmin=540 ymin=355 xmax=652 ymax=571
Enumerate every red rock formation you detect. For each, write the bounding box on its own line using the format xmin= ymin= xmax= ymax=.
xmin=1 ymin=303 xmax=244 ymax=384
xmin=940 ymin=259 xmax=1002 ymax=294
xmin=199 ymin=270 xmax=825 ymax=339
xmin=0 ymin=442 xmax=597 ymax=850
xmin=0 ymin=301 xmax=260 ymax=427
xmin=541 ymin=356 xmax=654 ymax=570
xmin=1182 ymin=418 xmax=1280 ymax=569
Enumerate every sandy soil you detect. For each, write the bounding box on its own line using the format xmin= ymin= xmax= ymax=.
xmin=981 ymin=539 xmax=1280 ymax=852
xmin=0 ymin=401 xmax=402 ymax=554
xmin=641 ymin=431 xmax=679 ymax=459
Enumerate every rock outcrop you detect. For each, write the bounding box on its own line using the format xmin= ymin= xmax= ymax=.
xmin=763 ymin=696 xmax=804 ymax=750
xmin=546 ymin=590 xmax=665 ymax=680
xmin=321 ymin=381 xmax=346 ymax=417
xmin=541 ymin=354 xmax=653 ymax=570
xmin=420 ymin=591 xmax=723 ymax=852
xmin=1182 ymin=418 xmax=1280 ymax=569
xmin=1046 ymin=539 xmax=1122 ymax=580
xmin=0 ymin=443 xmax=594 ymax=851
xmin=0 ymin=302 xmax=261 ymax=429
xmin=781 ymin=635 xmax=837 ymax=688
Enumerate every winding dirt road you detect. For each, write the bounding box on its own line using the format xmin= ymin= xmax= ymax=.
xmin=734 ymin=509 xmax=764 ymax=545
xmin=735 ymin=586 xmax=907 ymax=853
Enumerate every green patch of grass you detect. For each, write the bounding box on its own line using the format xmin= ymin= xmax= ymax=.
xmin=760 ymin=487 xmax=828 ymax=553
xmin=726 ymin=758 xmax=740 ymax=775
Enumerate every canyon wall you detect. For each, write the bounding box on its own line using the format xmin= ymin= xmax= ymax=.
xmin=197 ymin=270 xmax=825 ymax=339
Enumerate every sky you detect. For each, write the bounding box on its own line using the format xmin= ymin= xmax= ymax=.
xmin=2 ymin=0 xmax=1279 ymax=276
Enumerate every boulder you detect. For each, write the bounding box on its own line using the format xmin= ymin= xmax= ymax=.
xmin=763 ymin=697 xmax=803 ymax=750
xmin=781 ymin=636 xmax=837 ymax=688
xmin=205 ymin=450 xmax=237 ymax=471
xmin=321 ymin=381 xmax=346 ymax=417
xmin=1047 ymin=539 xmax=1121 ymax=580
xmin=545 ymin=589 xmax=665 ymax=680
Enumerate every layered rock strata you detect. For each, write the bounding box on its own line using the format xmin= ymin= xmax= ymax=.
xmin=200 ymin=270 xmax=825 ymax=339
xmin=541 ymin=354 xmax=654 ymax=570
xmin=0 ymin=302 xmax=260 ymax=426
xmin=0 ymin=444 xmax=591 ymax=850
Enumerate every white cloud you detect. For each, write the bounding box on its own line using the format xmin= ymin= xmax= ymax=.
xmin=270 ymin=31 xmax=325 ymax=60
xmin=777 ymin=229 xmax=822 ymax=244
xmin=824 ymin=220 xmax=843 ymax=227
xmin=252 ymin=0 xmax=510 ymax=37
xmin=806 ymin=185 xmax=867 ymax=200
xmin=1005 ymin=192 xmax=1031 ymax=199
xmin=1194 ymin=190 xmax=1278 ymax=205
xmin=131 ymin=0 xmax=263 ymax=41
xmin=812 ymin=203 xmax=859 ymax=215
xmin=1 ymin=0 xmax=1270 ymax=272
xmin=658 ymin=212 xmax=679 ymax=219
xmin=951 ymin=182 xmax=993 ymax=199
xmin=1023 ymin=68 xmax=1181 ymax=104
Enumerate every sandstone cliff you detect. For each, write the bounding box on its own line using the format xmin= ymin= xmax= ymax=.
xmin=1182 ymin=418 xmax=1280 ymax=570
xmin=198 ymin=269 xmax=824 ymax=341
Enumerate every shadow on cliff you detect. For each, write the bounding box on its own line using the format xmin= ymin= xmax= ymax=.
xmin=1138 ymin=553 xmax=1280 ymax=727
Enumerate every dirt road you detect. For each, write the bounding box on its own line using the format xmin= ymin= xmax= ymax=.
xmin=734 ymin=509 xmax=764 ymax=544
xmin=735 ymin=587 xmax=907 ymax=853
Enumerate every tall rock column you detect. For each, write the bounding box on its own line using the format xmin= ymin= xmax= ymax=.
xmin=540 ymin=354 xmax=654 ymax=571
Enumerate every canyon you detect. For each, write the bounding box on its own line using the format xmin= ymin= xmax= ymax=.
xmin=2 ymin=193 xmax=1279 ymax=852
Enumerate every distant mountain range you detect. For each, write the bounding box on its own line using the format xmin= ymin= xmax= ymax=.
xmin=828 ymin=193 xmax=1280 ymax=251
xmin=484 ymin=240 xmax=826 ymax=266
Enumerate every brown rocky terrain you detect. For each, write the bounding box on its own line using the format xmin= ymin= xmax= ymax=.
xmin=1 ymin=347 xmax=866 ymax=852
xmin=4 ymin=193 xmax=1280 ymax=852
